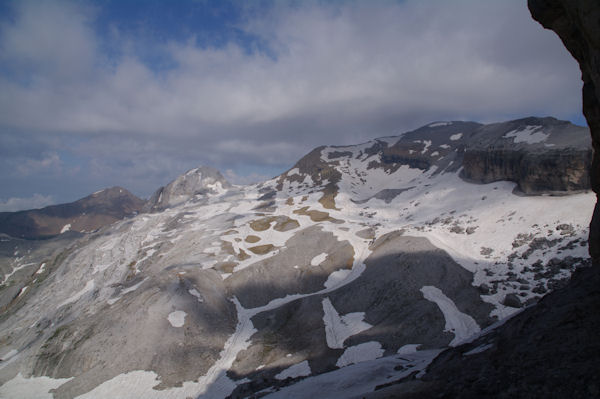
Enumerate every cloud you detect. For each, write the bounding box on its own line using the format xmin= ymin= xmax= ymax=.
xmin=14 ymin=152 xmax=63 ymax=176
xmin=0 ymin=193 xmax=55 ymax=212
xmin=0 ymin=0 xmax=584 ymax=202
xmin=224 ymin=169 xmax=275 ymax=186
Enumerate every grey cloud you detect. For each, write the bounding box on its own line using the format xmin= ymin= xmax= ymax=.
xmin=0 ymin=193 xmax=55 ymax=212
xmin=0 ymin=0 xmax=584 ymax=203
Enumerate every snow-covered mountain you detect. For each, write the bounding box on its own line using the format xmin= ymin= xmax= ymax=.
xmin=0 ymin=117 xmax=594 ymax=399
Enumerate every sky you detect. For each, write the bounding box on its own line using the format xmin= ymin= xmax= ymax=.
xmin=0 ymin=0 xmax=584 ymax=211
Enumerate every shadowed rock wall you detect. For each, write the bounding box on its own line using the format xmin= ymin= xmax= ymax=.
xmin=529 ymin=0 xmax=600 ymax=261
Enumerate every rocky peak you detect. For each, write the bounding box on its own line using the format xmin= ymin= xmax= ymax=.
xmin=145 ymin=166 xmax=232 ymax=211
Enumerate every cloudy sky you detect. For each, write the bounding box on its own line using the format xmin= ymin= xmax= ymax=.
xmin=0 ymin=0 xmax=583 ymax=211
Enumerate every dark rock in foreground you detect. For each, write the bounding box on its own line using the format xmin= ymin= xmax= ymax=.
xmin=365 ymin=264 xmax=600 ymax=399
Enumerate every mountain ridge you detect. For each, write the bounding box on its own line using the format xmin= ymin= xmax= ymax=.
xmin=0 ymin=187 xmax=145 ymax=239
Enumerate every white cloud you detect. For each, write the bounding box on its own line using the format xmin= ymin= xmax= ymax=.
xmin=0 ymin=193 xmax=55 ymax=212
xmin=0 ymin=0 xmax=584 ymax=201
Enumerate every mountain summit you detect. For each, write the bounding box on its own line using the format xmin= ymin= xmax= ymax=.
xmin=145 ymin=166 xmax=232 ymax=211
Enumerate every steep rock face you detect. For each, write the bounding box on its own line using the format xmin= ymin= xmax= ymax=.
xmin=529 ymin=0 xmax=600 ymax=260
xmin=0 ymin=187 xmax=145 ymax=239
xmin=145 ymin=166 xmax=232 ymax=211
xmin=461 ymin=117 xmax=591 ymax=194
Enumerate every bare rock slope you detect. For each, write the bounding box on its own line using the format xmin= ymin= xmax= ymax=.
xmin=0 ymin=187 xmax=145 ymax=239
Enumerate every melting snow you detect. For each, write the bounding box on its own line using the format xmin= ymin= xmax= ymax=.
xmin=17 ymin=286 xmax=28 ymax=297
xmin=167 ymin=311 xmax=187 ymax=328
xmin=421 ymin=140 xmax=432 ymax=154
xmin=263 ymin=349 xmax=442 ymax=399
xmin=0 ymin=373 xmax=73 ymax=399
xmin=336 ymin=341 xmax=384 ymax=367
xmin=397 ymin=344 xmax=421 ymax=355
xmin=275 ymin=360 xmax=312 ymax=380
xmin=60 ymin=224 xmax=71 ymax=234
xmin=323 ymin=269 xmax=352 ymax=289
xmin=429 ymin=122 xmax=452 ymax=127
xmin=420 ymin=286 xmax=480 ymax=346
xmin=322 ymin=298 xmax=372 ymax=349
xmin=503 ymin=125 xmax=548 ymax=144
xmin=310 ymin=253 xmax=328 ymax=266
xmin=35 ymin=263 xmax=46 ymax=275
xmin=189 ymin=289 xmax=204 ymax=302
xmin=449 ymin=133 xmax=463 ymax=141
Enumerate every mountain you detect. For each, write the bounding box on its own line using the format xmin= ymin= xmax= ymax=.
xmin=144 ymin=166 xmax=232 ymax=212
xmin=0 ymin=117 xmax=594 ymax=399
xmin=0 ymin=187 xmax=146 ymax=239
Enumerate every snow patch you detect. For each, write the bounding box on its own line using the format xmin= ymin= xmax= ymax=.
xmin=323 ymin=269 xmax=352 ymax=289
xmin=189 ymin=288 xmax=204 ymax=302
xmin=60 ymin=224 xmax=71 ymax=234
xmin=503 ymin=125 xmax=548 ymax=144
xmin=420 ymin=286 xmax=480 ymax=346
xmin=17 ymin=286 xmax=28 ymax=297
xmin=322 ymin=297 xmax=372 ymax=349
xmin=310 ymin=253 xmax=328 ymax=266
xmin=429 ymin=122 xmax=452 ymax=127
xmin=449 ymin=133 xmax=463 ymax=141
xmin=0 ymin=373 xmax=73 ymax=399
xmin=336 ymin=341 xmax=384 ymax=367
xmin=275 ymin=360 xmax=312 ymax=380
xmin=35 ymin=263 xmax=46 ymax=275
xmin=262 ymin=350 xmax=442 ymax=399
xmin=421 ymin=140 xmax=432 ymax=154
xmin=397 ymin=344 xmax=421 ymax=355
xmin=167 ymin=311 xmax=187 ymax=327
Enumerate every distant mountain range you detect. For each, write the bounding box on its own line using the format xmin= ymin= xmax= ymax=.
xmin=0 ymin=187 xmax=145 ymax=239
xmin=0 ymin=116 xmax=594 ymax=399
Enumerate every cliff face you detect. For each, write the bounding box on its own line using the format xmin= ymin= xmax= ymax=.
xmin=529 ymin=0 xmax=600 ymax=261
xmin=462 ymin=148 xmax=592 ymax=194
xmin=460 ymin=116 xmax=591 ymax=194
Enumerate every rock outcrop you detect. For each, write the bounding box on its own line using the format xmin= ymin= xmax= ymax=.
xmin=529 ymin=0 xmax=600 ymax=261
xmin=460 ymin=117 xmax=592 ymax=194
xmin=0 ymin=187 xmax=145 ymax=239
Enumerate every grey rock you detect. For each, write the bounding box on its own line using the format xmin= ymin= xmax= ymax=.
xmin=145 ymin=166 xmax=231 ymax=211
xmin=503 ymin=293 xmax=522 ymax=308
